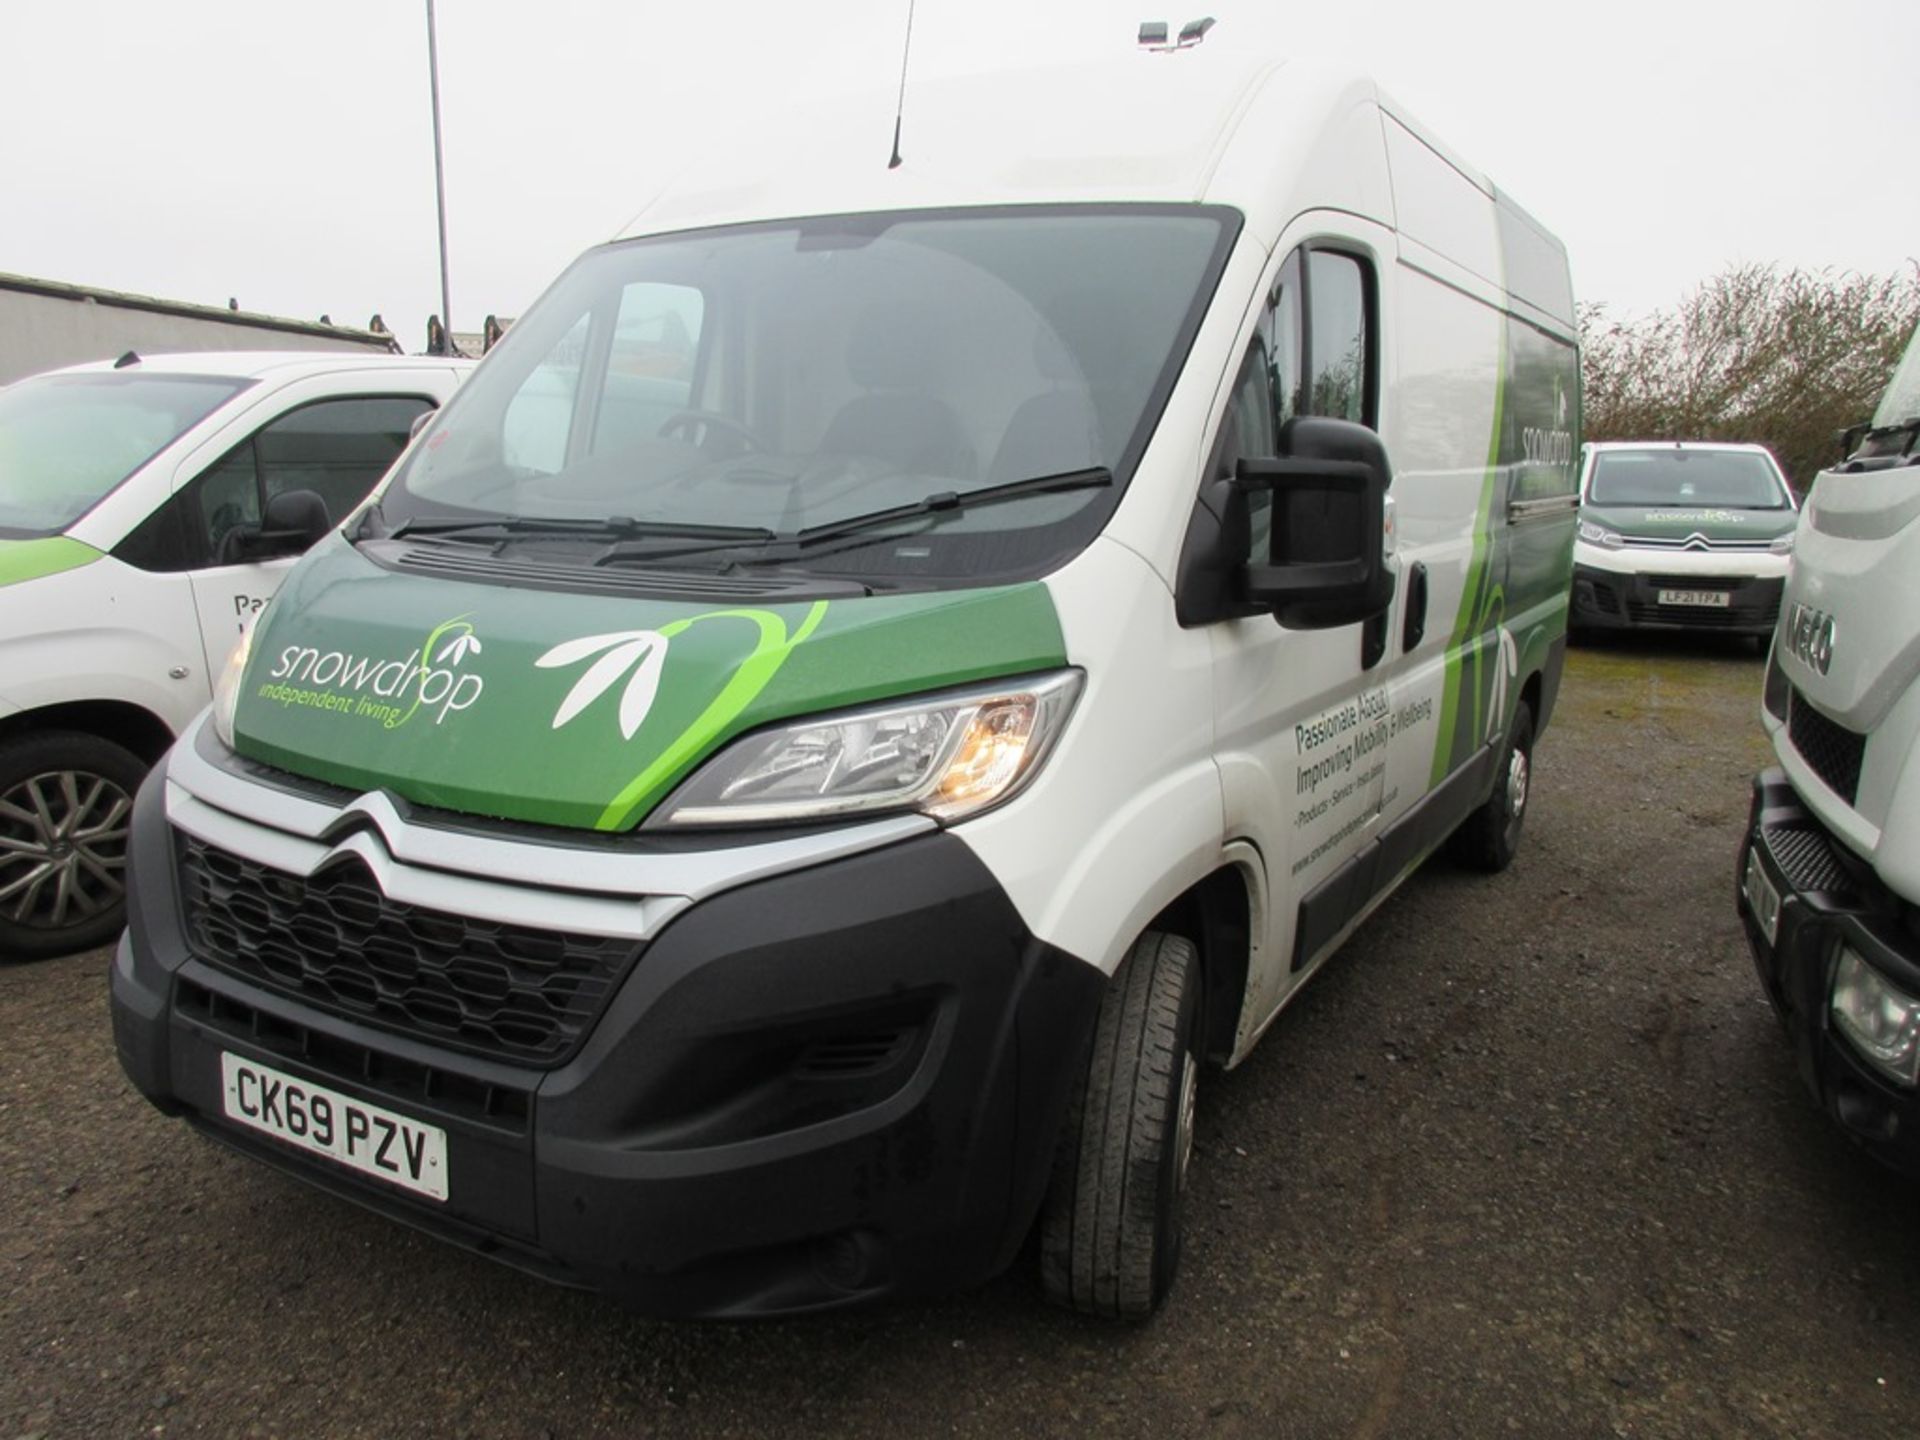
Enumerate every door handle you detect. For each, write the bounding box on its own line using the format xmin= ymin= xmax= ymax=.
xmin=1402 ymin=562 xmax=1429 ymax=652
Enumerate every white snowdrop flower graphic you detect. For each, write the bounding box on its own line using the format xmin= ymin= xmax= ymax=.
xmin=435 ymin=629 xmax=482 ymax=665
xmin=536 ymin=630 xmax=671 ymax=739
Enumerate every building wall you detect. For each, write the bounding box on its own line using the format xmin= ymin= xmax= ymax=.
xmin=0 ymin=285 xmax=391 ymax=385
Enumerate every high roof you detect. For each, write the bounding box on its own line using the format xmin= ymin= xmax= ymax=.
xmin=614 ymin=51 xmax=1389 ymax=247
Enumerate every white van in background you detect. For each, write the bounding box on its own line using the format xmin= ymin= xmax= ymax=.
xmin=0 ymin=352 xmax=468 ymax=957
xmin=112 ymin=49 xmax=1578 ymax=1317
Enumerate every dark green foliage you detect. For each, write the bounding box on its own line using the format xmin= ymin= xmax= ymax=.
xmin=1579 ymin=264 xmax=1920 ymax=490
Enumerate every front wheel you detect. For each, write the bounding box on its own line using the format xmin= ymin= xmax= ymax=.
xmin=1449 ymin=697 xmax=1534 ymax=874
xmin=1040 ymin=930 xmax=1201 ymax=1319
xmin=0 ymin=732 xmax=147 ymax=961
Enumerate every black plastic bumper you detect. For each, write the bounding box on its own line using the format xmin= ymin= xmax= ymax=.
xmin=1737 ymin=768 xmax=1920 ymax=1175
xmin=111 ymin=765 xmax=1106 ymax=1316
xmin=1573 ymin=563 xmax=1782 ymax=636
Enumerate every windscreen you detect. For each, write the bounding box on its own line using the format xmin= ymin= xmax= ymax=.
xmin=1588 ymin=449 xmax=1789 ymax=509
xmin=1872 ymin=323 xmax=1920 ymax=430
xmin=0 ymin=371 xmax=251 ymax=537
xmin=380 ymin=206 xmax=1232 ymax=583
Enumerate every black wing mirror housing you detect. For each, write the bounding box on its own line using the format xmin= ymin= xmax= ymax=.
xmin=222 ymin=489 xmax=333 ymax=564
xmin=1235 ymin=417 xmax=1394 ymax=629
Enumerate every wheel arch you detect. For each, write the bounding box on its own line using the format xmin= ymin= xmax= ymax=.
xmin=0 ymin=700 xmax=175 ymax=766
xmin=1145 ymin=861 xmax=1257 ymax=1067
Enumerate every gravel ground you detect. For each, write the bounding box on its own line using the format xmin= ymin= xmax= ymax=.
xmin=5 ymin=635 xmax=1918 ymax=1439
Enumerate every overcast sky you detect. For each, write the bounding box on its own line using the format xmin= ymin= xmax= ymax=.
xmin=4 ymin=0 xmax=1913 ymax=348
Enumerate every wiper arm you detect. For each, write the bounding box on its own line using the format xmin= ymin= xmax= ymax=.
xmin=774 ymin=466 xmax=1114 ymax=552
xmin=386 ymin=514 xmax=766 ymax=546
xmin=591 ymin=522 xmax=780 ymax=566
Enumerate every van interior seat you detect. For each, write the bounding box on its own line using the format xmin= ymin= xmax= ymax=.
xmin=988 ymin=325 xmax=1101 ymax=484
xmin=819 ymin=307 xmax=977 ymax=481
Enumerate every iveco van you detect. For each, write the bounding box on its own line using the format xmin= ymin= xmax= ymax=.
xmin=0 ymin=353 xmax=468 ymax=958
xmin=1739 ymin=322 xmax=1920 ymax=1171
xmin=111 ymin=50 xmax=1579 ymax=1317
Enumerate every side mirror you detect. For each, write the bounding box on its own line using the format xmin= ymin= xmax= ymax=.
xmin=410 ymin=408 xmax=436 ymax=440
xmin=220 ymin=489 xmax=333 ymax=564
xmin=1235 ymin=417 xmax=1394 ymax=629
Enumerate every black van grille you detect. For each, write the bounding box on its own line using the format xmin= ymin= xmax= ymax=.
xmin=176 ymin=834 xmax=643 ymax=1065
xmin=1788 ymin=690 xmax=1865 ymax=806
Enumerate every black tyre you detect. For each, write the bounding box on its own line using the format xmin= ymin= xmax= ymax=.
xmin=0 ymin=731 xmax=148 ymax=961
xmin=1040 ymin=930 xmax=1201 ymax=1319
xmin=1449 ymin=698 xmax=1534 ymax=874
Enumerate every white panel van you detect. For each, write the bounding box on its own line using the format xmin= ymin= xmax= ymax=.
xmin=0 ymin=353 xmax=468 ymax=958
xmin=111 ymin=50 xmax=1578 ymax=1317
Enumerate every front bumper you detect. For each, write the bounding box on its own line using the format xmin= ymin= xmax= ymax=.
xmin=111 ymin=765 xmax=1105 ymax=1316
xmin=1737 ymin=768 xmax=1920 ymax=1175
xmin=1572 ymin=562 xmax=1783 ymax=635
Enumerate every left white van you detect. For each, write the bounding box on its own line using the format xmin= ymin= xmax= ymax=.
xmin=0 ymin=351 xmax=469 ymax=958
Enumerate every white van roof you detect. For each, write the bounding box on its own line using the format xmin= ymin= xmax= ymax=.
xmin=613 ymin=48 xmax=1573 ymax=329
xmin=617 ymin=52 xmax=1370 ymax=240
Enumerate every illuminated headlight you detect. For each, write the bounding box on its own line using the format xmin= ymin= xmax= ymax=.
xmin=1830 ymin=945 xmax=1920 ymax=1086
xmin=651 ymin=671 xmax=1082 ymax=827
xmin=1769 ymin=531 xmax=1795 ymax=555
xmin=210 ymin=624 xmax=255 ymax=750
xmin=1577 ymin=517 xmax=1623 ymax=549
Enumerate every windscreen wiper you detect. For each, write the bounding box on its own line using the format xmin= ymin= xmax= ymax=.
xmin=386 ymin=513 xmax=773 ymax=547
xmin=746 ymin=466 xmax=1114 ymax=559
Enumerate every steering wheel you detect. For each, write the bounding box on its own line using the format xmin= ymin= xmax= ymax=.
xmin=657 ymin=410 xmax=764 ymax=454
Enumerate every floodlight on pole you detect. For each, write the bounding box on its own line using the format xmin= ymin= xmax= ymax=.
xmin=426 ymin=0 xmax=455 ymax=354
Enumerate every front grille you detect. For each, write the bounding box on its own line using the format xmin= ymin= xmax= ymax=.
xmin=176 ymin=834 xmax=643 ymax=1065
xmin=1762 ymin=821 xmax=1856 ymax=899
xmin=1788 ymin=689 xmax=1866 ymax=805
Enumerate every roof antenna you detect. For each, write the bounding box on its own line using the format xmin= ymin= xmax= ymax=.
xmin=887 ymin=0 xmax=918 ymax=169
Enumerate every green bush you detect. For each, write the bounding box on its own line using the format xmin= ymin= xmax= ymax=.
xmin=1579 ymin=264 xmax=1920 ymax=490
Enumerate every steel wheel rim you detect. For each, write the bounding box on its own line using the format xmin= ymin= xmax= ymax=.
xmin=0 ymin=769 xmax=133 ymax=930
xmin=1508 ymin=746 xmax=1530 ymax=820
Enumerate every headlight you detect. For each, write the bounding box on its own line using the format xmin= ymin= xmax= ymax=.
xmin=651 ymin=670 xmax=1082 ymax=827
xmin=1577 ymin=517 xmax=1623 ymax=549
xmin=1831 ymin=945 xmax=1920 ymax=1086
xmin=210 ymin=624 xmax=255 ymax=750
xmin=1770 ymin=531 xmax=1795 ymax=555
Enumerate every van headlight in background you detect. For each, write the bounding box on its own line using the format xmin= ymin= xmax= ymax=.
xmin=1577 ymin=517 xmax=1623 ymax=549
xmin=1830 ymin=945 xmax=1920 ymax=1086
xmin=1770 ymin=532 xmax=1795 ymax=555
xmin=652 ymin=671 xmax=1082 ymax=827
xmin=210 ymin=624 xmax=255 ymax=750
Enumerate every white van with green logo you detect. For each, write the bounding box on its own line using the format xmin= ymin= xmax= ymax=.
xmin=1571 ymin=440 xmax=1797 ymax=639
xmin=1739 ymin=322 xmax=1920 ymax=1173
xmin=111 ymin=50 xmax=1578 ymax=1317
xmin=0 ymin=352 xmax=467 ymax=958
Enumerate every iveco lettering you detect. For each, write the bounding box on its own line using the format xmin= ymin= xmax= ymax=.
xmin=111 ymin=47 xmax=1580 ymax=1318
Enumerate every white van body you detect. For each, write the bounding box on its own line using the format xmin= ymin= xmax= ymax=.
xmin=0 ymin=353 xmax=468 ymax=956
xmin=1739 ymin=323 xmax=1920 ymax=1172
xmin=112 ymin=52 xmax=1579 ymax=1317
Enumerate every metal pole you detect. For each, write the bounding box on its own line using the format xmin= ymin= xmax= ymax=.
xmin=426 ymin=0 xmax=454 ymax=352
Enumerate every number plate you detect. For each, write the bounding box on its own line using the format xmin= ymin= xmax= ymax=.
xmin=220 ymin=1053 xmax=448 ymax=1202
xmin=1657 ymin=588 xmax=1732 ymax=608
xmin=1743 ymin=849 xmax=1781 ymax=948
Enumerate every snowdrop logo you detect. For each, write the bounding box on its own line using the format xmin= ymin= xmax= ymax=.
xmin=537 ymin=630 xmax=671 ymax=739
xmin=535 ymin=601 xmax=831 ymax=831
xmin=260 ymin=614 xmax=488 ymax=729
